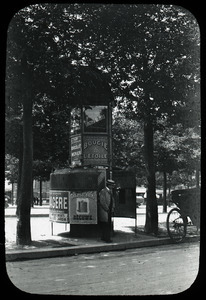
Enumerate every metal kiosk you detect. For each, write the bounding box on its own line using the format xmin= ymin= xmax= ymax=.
xmin=49 ymin=67 xmax=136 ymax=237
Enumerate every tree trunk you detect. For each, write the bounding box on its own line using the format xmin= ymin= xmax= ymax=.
xmin=16 ymin=96 xmax=33 ymax=245
xmin=39 ymin=177 xmax=42 ymax=206
xmin=168 ymin=178 xmax=171 ymax=207
xmin=16 ymin=144 xmax=23 ymax=216
xmin=31 ymin=179 xmax=34 ymax=207
xmin=11 ymin=182 xmax=14 ymax=205
xmin=163 ymin=171 xmax=167 ymax=213
xmin=195 ymin=167 xmax=199 ymax=188
xmin=144 ymin=120 xmax=158 ymax=235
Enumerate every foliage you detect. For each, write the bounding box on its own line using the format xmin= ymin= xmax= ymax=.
xmin=113 ymin=112 xmax=143 ymax=168
xmin=154 ymin=123 xmax=201 ymax=174
xmin=6 ymin=4 xmax=200 ymax=165
xmin=5 ymin=154 xmax=19 ymax=183
xmin=32 ymin=96 xmax=71 ymax=169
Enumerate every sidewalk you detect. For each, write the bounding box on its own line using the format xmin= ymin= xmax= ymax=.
xmin=5 ymin=204 xmax=172 ymax=217
xmin=5 ymin=205 xmax=50 ymax=217
xmin=5 ymin=205 xmax=199 ymax=261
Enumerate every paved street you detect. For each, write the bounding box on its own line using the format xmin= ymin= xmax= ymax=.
xmin=6 ymin=242 xmax=199 ymax=295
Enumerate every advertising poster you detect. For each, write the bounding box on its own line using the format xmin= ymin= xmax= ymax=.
xmin=113 ymin=170 xmax=136 ymax=218
xmin=83 ymin=135 xmax=108 ymax=166
xmin=49 ymin=190 xmax=69 ymax=223
xmin=69 ymin=191 xmax=97 ymax=224
xmin=70 ymin=134 xmax=82 ymax=166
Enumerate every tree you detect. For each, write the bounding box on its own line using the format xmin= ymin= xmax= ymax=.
xmin=154 ymin=122 xmax=200 ymax=212
xmin=6 ymin=4 xmax=109 ymax=243
xmin=32 ymin=160 xmax=52 ymax=206
xmin=77 ymin=4 xmax=200 ymax=233
xmin=6 ymin=5 xmax=71 ymax=244
xmin=15 ymin=53 xmax=33 ymax=244
xmin=91 ymin=5 xmax=199 ymax=233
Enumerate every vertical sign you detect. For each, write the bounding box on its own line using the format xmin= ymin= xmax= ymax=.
xmin=49 ymin=190 xmax=69 ymax=223
xmin=69 ymin=191 xmax=97 ymax=224
xmin=71 ymin=134 xmax=82 ymax=166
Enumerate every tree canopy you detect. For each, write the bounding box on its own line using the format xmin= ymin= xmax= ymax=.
xmin=6 ymin=3 xmax=200 ymax=174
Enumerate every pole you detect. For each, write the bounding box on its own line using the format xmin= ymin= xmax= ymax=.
xmin=51 ymin=222 xmax=53 ymax=236
xmin=39 ymin=177 xmax=42 ymax=206
xmin=11 ymin=182 xmax=14 ymax=205
xmin=135 ymin=210 xmax=137 ymax=236
xmin=108 ymin=102 xmax=113 ymax=180
xmin=163 ymin=171 xmax=167 ymax=213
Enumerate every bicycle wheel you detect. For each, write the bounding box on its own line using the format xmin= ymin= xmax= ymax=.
xmin=166 ymin=208 xmax=187 ymax=243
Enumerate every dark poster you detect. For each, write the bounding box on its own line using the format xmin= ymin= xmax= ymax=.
xmin=113 ymin=171 xmax=136 ymax=218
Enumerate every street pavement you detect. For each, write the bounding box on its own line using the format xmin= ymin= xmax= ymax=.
xmin=6 ymin=242 xmax=200 ymax=295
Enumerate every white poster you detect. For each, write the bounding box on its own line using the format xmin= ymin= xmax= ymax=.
xmin=69 ymin=191 xmax=97 ymax=224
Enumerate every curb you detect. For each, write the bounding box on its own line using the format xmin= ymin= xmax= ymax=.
xmin=5 ymin=235 xmax=199 ymax=262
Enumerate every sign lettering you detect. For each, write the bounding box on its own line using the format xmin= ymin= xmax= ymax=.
xmin=84 ymin=140 xmax=107 ymax=150
xmin=49 ymin=191 xmax=69 ymax=223
xmin=70 ymin=134 xmax=82 ymax=166
xmin=83 ymin=136 xmax=108 ymax=166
